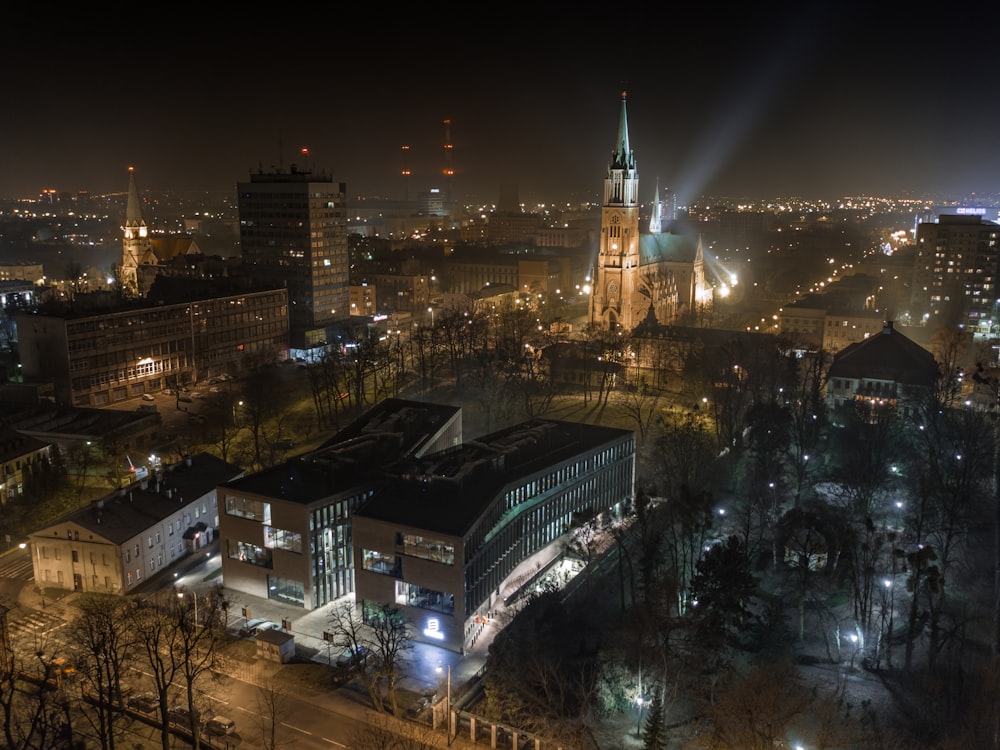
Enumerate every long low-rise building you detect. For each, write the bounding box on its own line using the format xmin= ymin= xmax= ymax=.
xmin=28 ymin=452 xmax=243 ymax=595
xmin=17 ymin=285 xmax=288 ymax=407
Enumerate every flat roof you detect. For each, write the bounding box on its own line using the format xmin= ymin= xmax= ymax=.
xmin=221 ymin=398 xmax=462 ymax=504
xmin=355 ymin=419 xmax=634 ymax=537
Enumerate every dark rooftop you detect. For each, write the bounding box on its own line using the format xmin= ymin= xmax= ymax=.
xmin=37 ymin=452 xmax=243 ymax=545
xmin=827 ymin=321 xmax=939 ymax=387
xmin=356 ymin=418 xmax=635 ymax=538
xmin=222 ymin=398 xmax=462 ymax=503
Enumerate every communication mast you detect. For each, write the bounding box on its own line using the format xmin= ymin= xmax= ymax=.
xmin=401 ymin=145 xmax=411 ymax=201
xmin=442 ymin=119 xmax=454 ymax=206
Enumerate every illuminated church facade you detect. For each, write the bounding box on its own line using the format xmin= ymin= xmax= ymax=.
xmin=589 ymin=93 xmax=707 ymax=332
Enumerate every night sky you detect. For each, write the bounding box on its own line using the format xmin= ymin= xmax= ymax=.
xmin=3 ymin=6 xmax=998 ymax=206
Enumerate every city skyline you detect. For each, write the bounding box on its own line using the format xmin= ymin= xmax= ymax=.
xmin=3 ymin=7 xmax=999 ymax=206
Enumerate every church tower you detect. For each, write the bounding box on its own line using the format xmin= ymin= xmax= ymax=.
xmin=590 ymin=92 xmax=642 ymax=331
xmin=649 ymin=178 xmax=662 ymax=235
xmin=120 ymin=167 xmax=149 ymax=297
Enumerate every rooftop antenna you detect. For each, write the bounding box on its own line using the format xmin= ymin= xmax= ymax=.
xmin=443 ymin=119 xmax=454 ymax=206
xmin=401 ymin=145 xmax=411 ymax=201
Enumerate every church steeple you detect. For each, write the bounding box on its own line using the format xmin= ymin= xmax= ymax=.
xmin=592 ymin=92 xmax=642 ymax=331
xmin=610 ymin=91 xmax=634 ymax=171
xmin=649 ymin=177 xmax=662 ymax=234
xmin=604 ymin=92 xmax=638 ymax=207
xmin=120 ymin=167 xmax=147 ymax=298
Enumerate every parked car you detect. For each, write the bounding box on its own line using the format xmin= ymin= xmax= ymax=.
xmin=128 ymin=692 xmax=159 ymax=713
xmin=188 ymin=413 xmax=206 ymax=424
xmin=168 ymin=704 xmax=201 ymax=728
xmin=336 ymin=645 xmax=369 ymax=668
xmin=178 ymin=394 xmax=193 ymax=403
xmin=253 ymin=621 xmax=281 ymax=635
xmin=238 ymin=618 xmax=266 ymax=638
xmin=406 ymin=696 xmax=431 ymax=718
xmin=49 ymin=657 xmax=76 ymax=676
xmin=205 ymin=715 xmax=237 ymax=736
xmin=141 ymin=393 xmax=155 ymax=401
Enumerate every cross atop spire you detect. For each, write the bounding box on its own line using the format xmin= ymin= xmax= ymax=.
xmin=610 ymin=91 xmax=635 ymax=172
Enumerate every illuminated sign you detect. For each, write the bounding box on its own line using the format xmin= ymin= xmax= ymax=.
xmin=956 ymin=207 xmax=987 ymax=216
xmin=423 ymin=618 xmax=445 ymax=640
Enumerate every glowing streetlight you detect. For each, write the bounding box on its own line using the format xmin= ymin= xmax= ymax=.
xmin=178 ymin=590 xmax=198 ymax=627
xmin=635 ymin=692 xmax=650 ymax=736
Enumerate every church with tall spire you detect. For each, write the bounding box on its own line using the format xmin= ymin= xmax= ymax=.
xmin=120 ymin=167 xmax=150 ymax=297
xmin=119 ymin=168 xmax=207 ymax=297
xmin=590 ymin=93 xmax=706 ymax=332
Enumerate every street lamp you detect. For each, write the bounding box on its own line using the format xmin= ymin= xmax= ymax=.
xmin=847 ymin=632 xmax=859 ymax=670
xmin=436 ymin=664 xmax=452 ymax=744
xmin=178 ymin=590 xmax=198 ymax=626
xmin=428 ymin=307 xmax=435 ymax=327
xmin=635 ymin=692 xmax=650 ymax=736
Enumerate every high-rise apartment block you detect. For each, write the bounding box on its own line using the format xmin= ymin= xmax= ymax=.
xmin=237 ymin=167 xmax=349 ymax=349
xmin=910 ymin=214 xmax=1000 ymax=333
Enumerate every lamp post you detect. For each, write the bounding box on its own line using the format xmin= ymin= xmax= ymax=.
xmin=178 ymin=590 xmax=198 ymax=627
xmin=635 ymin=693 xmax=650 ymax=737
xmin=428 ymin=307 xmax=435 ymax=327
xmin=883 ymin=578 xmax=894 ymax=667
xmin=437 ymin=664 xmax=452 ymax=745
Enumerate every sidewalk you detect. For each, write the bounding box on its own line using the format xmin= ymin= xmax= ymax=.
xmin=12 ymin=534 xmax=582 ymax=749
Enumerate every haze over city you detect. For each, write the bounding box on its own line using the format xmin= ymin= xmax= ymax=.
xmin=3 ymin=5 xmax=999 ymax=206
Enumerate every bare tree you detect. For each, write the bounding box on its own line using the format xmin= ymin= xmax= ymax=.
xmin=689 ymin=660 xmax=812 ymax=750
xmin=366 ymin=603 xmax=413 ymax=717
xmin=615 ymin=371 xmax=662 ymax=447
xmin=349 ymin=710 xmax=438 ymax=750
xmin=128 ymin=590 xmax=193 ymax=750
xmin=0 ymin=631 xmax=66 ymax=750
xmin=254 ymin=680 xmax=293 ymax=750
xmin=69 ymin=594 xmax=136 ymax=750
xmin=172 ymin=585 xmax=226 ymax=749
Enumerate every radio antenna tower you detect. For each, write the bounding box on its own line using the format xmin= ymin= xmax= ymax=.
xmin=442 ymin=119 xmax=454 ymax=206
xmin=401 ymin=145 xmax=411 ymax=201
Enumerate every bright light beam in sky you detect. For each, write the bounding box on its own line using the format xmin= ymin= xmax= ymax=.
xmin=673 ymin=7 xmax=834 ymax=205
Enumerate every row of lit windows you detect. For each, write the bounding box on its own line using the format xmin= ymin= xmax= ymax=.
xmin=466 ymin=467 xmax=631 ymax=615
xmin=265 ymin=525 xmax=302 ymax=554
xmin=228 ymin=539 xmax=272 ymax=567
xmin=224 ymin=494 xmax=271 ymax=524
xmin=396 ymin=534 xmax=455 ymax=565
